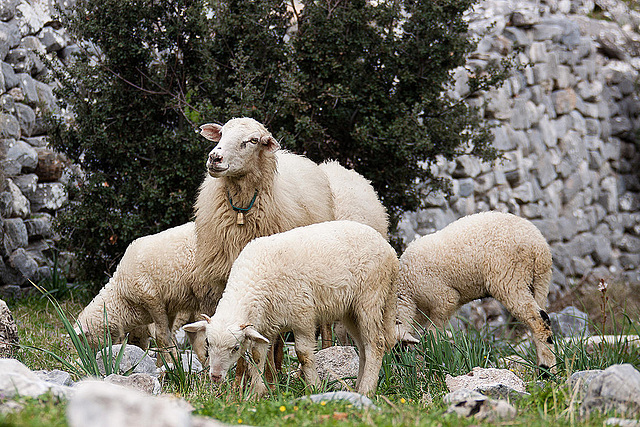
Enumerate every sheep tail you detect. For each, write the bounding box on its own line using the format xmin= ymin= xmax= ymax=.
xmin=531 ymin=246 xmax=553 ymax=310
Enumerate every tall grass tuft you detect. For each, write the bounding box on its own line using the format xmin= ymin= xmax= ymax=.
xmin=20 ymin=282 xmax=136 ymax=379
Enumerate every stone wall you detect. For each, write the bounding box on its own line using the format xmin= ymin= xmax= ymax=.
xmin=397 ymin=0 xmax=640 ymax=301
xmin=0 ymin=0 xmax=639 ymax=300
xmin=0 ymin=0 xmax=75 ymax=298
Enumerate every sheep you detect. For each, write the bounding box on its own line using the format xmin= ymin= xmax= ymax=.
xmin=183 ymin=220 xmax=398 ymax=397
xmin=395 ymin=211 xmax=556 ymax=374
xmin=319 ymin=160 xmax=389 ymax=240
xmin=193 ymin=118 xmax=335 ymax=317
xmin=75 ymin=222 xmax=198 ymax=362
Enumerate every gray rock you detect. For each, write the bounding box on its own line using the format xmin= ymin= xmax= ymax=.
xmin=38 ymin=27 xmax=66 ymax=53
xmin=582 ymin=364 xmax=640 ymax=416
xmin=24 ymin=213 xmax=53 ymax=239
xmin=15 ymin=1 xmax=45 ymax=36
xmin=95 ymin=344 xmax=158 ymax=377
xmin=14 ymin=102 xmax=35 ymax=137
xmin=0 ymin=0 xmax=19 ymax=22
xmin=0 ymin=284 xmax=21 ymax=300
xmin=0 ymin=358 xmax=72 ymax=399
xmin=0 ymin=298 xmax=18 ymax=357
xmin=568 ymin=369 xmax=604 ymax=396
xmin=604 ymin=418 xmax=640 ymax=427
xmin=306 ymin=391 xmax=376 ymax=409
xmin=66 ymin=380 xmax=192 ymax=427
xmin=34 ymin=369 xmax=74 ymax=387
xmin=9 ymin=247 xmax=38 ymax=280
xmin=6 ymin=138 xmax=37 ymax=171
xmin=315 ymin=345 xmax=359 ymax=385
xmin=34 ymin=80 xmax=58 ymax=113
xmin=23 ymin=136 xmax=47 ymax=147
xmin=1 ymin=61 xmax=18 ymax=88
xmin=533 ymin=154 xmax=558 ymax=188
xmin=550 ymin=306 xmax=590 ymax=337
xmin=29 ymin=182 xmax=67 ymax=212
xmin=104 ymin=373 xmax=161 ymax=395
xmin=16 ymin=73 xmax=38 ymax=106
xmin=3 ymin=178 xmax=30 ymax=218
xmin=2 ymin=217 xmax=28 ymax=256
xmin=4 ymin=47 xmax=33 ymax=74
xmin=12 ymin=173 xmax=37 ymax=198
xmin=0 ymin=22 xmax=20 ymax=59
xmin=445 ymin=367 xmax=528 ymax=399
xmin=444 ymin=388 xmax=517 ymax=421
xmin=0 ymin=93 xmax=15 ymax=113
xmin=0 ymin=112 xmax=20 ymax=139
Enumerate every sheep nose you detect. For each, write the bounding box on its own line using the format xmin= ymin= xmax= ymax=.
xmin=210 ymin=373 xmax=222 ymax=383
xmin=209 ymin=153 xmax=223 ymax=164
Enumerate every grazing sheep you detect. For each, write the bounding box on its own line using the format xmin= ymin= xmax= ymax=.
xmin=75 ymin=222 xmax=198 ymax=361
xmin=183 ymin=220 xmax=398 ymax=397
xmin=396 ymin=211 xmax=556 ymax=373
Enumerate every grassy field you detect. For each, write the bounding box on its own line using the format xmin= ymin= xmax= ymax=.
xmin=1 ymin=289 xmax=639 ymax=426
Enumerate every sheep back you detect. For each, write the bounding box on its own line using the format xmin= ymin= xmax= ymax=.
xmin=319 ymin=160 xmax=389 ymax=240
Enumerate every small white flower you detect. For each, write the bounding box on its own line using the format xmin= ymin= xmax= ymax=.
xmin=598 ymin=279 xmax=608 ymax=292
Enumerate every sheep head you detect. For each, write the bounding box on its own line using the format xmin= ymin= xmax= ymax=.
xmin=395 ymin=320 xmax=420 ymax=345
xmin=200 ymin=117 xmax=280 ymax=178
xmin=183 ymin=314 xmax=269 ymax=383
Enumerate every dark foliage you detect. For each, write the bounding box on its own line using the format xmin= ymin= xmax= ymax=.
xmin=49 ymin=0 xmax=505 ymax=283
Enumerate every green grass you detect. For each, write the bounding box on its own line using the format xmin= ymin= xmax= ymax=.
xmin=2 ymin=292 xmax=640 ymax=426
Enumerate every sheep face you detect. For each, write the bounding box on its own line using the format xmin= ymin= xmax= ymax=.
xmin=183 ymin=316 xmax=269 ymax=383
xmin=395 ymin=321 xmax=420 ymax=345
xmin=200 ymin=118 xmax=280 ymax=178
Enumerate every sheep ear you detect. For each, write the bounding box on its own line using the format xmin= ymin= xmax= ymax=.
xmin=243 ymin=326 xmax=270 ymax=344
xmin=182 ymin=320 xmax=208 ymax=333
xmin=200 ymin=123 xmax=223 ymax=142
xmin=260 ymin=135 xmax=280 ymax=152
xmin=400 ymin=333 xmax=420 ymax=344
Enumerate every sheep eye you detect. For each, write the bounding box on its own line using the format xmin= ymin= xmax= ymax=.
xmin=249 ymin=138 xmax=259 ymax=144
xmin=232 ymin=344 xmax=240 ymax=353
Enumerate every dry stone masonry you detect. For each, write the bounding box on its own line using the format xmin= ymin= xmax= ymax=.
xmin=0 ymin=0 xmax=77 ymax=297
xmin=0 ymin=0 xmax=638 ymax=301
xmin=398 ymin=0 xmax=640 ymax=302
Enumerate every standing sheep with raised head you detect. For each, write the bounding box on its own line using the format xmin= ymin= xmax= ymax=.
xmin=194 ymin=118 xmax=335 ymax=317
xmin=396 ymin=211 xmax=556 ymax=374
xmin=75 ymin=222 xmax=198 ymax=360
xmin=183 ymin=220 xmax=399 ymax=397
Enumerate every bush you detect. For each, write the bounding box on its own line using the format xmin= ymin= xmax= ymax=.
xmin=49 ymin=0 xmax=505 ymax=283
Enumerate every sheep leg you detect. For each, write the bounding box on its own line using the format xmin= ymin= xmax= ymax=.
xmin=246 ymin=343 xmax=270 ymax=398
xmin=355 ymin=340 xmax=384 ymax=395
xmin=147 ymin=306 xmax=176 ymax=366
xmin=320 ymin=323 xmax=332 ymax=349
xmin=127 ymin=326 xmax=150 ymax=350
xmin=264 ymin=335 xmax=284 ymax=387
xmin=342 ymin=318 xmax=365 ymax=389
xmin=351 ymin=309 xmax=386 ymax=395
xmin=294 ymin=330 xmax=320 ymax=389
xmin=233 ymin=357 xmax=249 ymax=390
xmin=497 ymin=291 xmax=556 ymax=374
